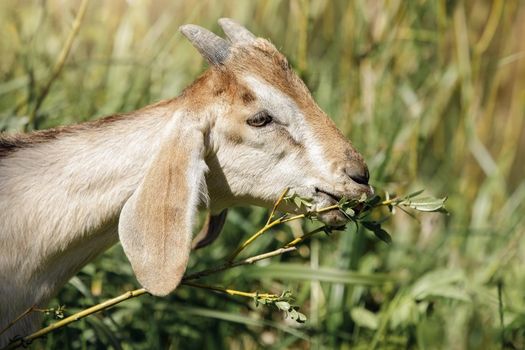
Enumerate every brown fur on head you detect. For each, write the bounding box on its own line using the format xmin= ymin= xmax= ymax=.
xmin=179 ymin=19 xmax=371 ymax=224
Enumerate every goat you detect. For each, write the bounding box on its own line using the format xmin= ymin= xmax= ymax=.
xmin=0 ymin=18 xmax=372 ymax=345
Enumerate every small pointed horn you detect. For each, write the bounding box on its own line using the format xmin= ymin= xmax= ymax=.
xmin=218 ymin=18 xmax=256 ymax=44
xmin=179 ymin=24 xmax=230 ymax=65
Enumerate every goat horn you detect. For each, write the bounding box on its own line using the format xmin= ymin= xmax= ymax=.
xmin=179 ymin=24 xmax=230 ymax=65
xmin=218 ymin=18 xmax=256 ymax=44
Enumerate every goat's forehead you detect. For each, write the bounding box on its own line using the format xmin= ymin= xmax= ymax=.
xmin=241 ymin=75 xmax=300 ymax=118
xmin=227 ymin=41 xmax=311 ymax=102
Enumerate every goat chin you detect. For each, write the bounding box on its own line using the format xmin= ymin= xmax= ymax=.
xmin=317 ymin=209 xmax=349 ymax=227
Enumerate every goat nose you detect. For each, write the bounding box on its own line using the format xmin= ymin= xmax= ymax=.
xmin=345 ymin=166 xmax=370 ymax=185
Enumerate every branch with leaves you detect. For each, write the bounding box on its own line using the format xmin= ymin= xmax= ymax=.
xmin=2 ymin=189 xmax=446 ymax=349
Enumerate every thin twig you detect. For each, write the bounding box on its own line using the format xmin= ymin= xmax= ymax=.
xmin=0 ymin=306 xmax=35 ymax=337
xmin=3 ymin=289 xmax=148 ymax=350
xmin=228 ymin=189 xmax=290 ymax=261
xmin=184 ymin=246 xmax=296 ymax=281
xmin=183 ymin=282 xmax=280 ymax=300
xmin=284 ymin=226 xmax=328 ymax=248
xmin=266 ymin=188 xmax=289 ymax=226
xmin=227 ymin=220 xmax=283 ymax=261
xmin=228 ymin=202 xmax=341 ymax=261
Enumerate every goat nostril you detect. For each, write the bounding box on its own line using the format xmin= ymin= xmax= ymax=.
xmin=350 ymin=174 xmax=368 ymax=185
xmin=348 ymin=167 xmax=370 ymax=185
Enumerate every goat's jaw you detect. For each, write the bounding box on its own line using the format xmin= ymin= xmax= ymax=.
xmin=317 ymin=210 xmax=348 ymax=227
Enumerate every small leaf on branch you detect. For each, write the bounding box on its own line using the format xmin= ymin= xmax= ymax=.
xmin=361 ymin=221 xmax=392 ymax=244
xmin=365 ymin=194 xmax=382 ymax=207
xmin=275 ymin=301 xmax=291 ymax=311
xmin=285 ymin=193 xmax=313 ymax=209
xmin=405 ymin=189 xmax=425 ymax=199
xmin=401 ymin=196 xmax=448 ymax=212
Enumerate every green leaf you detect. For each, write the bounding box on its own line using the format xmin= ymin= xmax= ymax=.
xmin=293 ymin=196 xmax=302 ymax=208
xmin=280 ymin=290 xmax=293 ymax=299
xmin=410 ymin=269 xmax=470 ymax=302
xmin=345 ymin=207 xmax=355 ymax=217
xmin=361 ymin=221 xmax=392 ymax=244
xmin=300 ymin=197 xmax=313 ymax=207
xmin=401 ymin=196 xmax=448 ymax=212
xmin=247 ymin=264 xmax=391 ymax=285
xmin=351 ymin=307 xmax=379 ymax=330
xmin=286 ymin=307 xmax=307 ymax=323
xmin=287 ymin=308 xmax=298 ymax=320
xmin=55 ymin=305 xmax=66 ymax=319
xmin=176 ymin=305 xmax=309 ymax=340
xmin=365 ymin=194 xmax=382 ymax=206
xmin=275 ymin=301 xmax=291 ymax=311
xmin=285 ymin=193 xmax=313 ymax=209
xmin=417 ymin=285 xmax=471 ymax=302
xmin=372 ymin=227 xmax=392 ymax=244
xmin=405 ymin=189 xmax=425 ymax=199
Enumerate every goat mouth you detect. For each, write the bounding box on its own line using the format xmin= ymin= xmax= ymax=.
xmin=315 ymin=188 xmax=341 ymax=203
xmin=313 ymin=188 xmax=347 ymax=226
xmin=314 ymin=187 xmax=366 ymax=215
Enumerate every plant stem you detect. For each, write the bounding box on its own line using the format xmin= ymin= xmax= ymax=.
xmin=266 ymin=188 xmax=289 ymax=225
xmin=0 ymin=306 xmax=35 ymax=337
xmin=285 ymin=226 xmax=328 ymax=247
xmin=26 ymin=0 xmax=89 ymax=131
xmin=185 ymin=246 xmax=296 ymax=281
xmin=228 ymin=189 xmax=291 ymax=261
xmin=3 ymin=289 xmax=148 ymax=350
xmin=228 ymin=203 xmax=341 ymax=261
xmin=227 ymin=219 xmax=283 ymax=261
xmin=183 ymin=282 xmax=280 ymax=300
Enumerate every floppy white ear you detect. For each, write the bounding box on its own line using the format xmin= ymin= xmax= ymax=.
xmin=118 ymin=116 xmax=207 ymax=296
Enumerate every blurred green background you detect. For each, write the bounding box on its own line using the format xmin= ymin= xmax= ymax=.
xmin=1 ymin=0 xmax=524 ymax=349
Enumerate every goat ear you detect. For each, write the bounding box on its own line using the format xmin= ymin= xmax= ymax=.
xmin=192 ymin=209 xmax=228 ymax=249
xmin=118 ymin=119 xmax=207 ymax=296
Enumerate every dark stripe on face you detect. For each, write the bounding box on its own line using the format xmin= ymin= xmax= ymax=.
xmin=241 ymin=91 xmax=255 ymax=104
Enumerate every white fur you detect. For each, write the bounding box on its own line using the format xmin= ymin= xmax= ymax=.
xmin=242 ymin=75 xmax=334 ymax=179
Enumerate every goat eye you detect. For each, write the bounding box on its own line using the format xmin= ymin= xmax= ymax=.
xmin=247 ymin=111 xmax=273 ymax=127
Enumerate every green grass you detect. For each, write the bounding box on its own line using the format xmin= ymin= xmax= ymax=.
xmin=1 ymin=0 xmax=524 ymax=349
